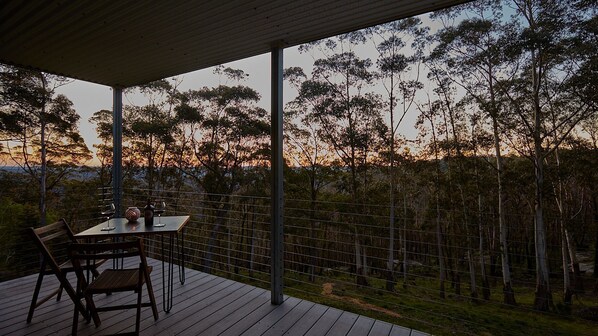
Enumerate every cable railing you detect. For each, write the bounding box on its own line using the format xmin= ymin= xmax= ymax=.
xmin=121 ymin=188 xmax=598 ymax=335
xmin=1 ymin=187 xmax=596 ymax=336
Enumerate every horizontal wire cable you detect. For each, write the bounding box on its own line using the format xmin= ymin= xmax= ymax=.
xmin=7 ymin=188 xmax=585 ymax=336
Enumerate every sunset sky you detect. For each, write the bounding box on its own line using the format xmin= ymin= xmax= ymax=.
xmin=55 ymin=46 xmax=314 ymax=165
xmin=55 ymin=14 xmax=441 ymax=166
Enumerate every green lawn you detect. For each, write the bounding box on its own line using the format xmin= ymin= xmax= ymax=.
xmin=279 ymin=272 xmax=598 ymax=336
xmin=211 ymin=266 xmax=598 ymax=335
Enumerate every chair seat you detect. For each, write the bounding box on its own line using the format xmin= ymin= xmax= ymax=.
xmin=88 ymin=266 xmax=152 ymax=293
xmin=58 ymin=258 xmax=107 ymax=270
xmin=69 ymin=239 xmax=159 ymax=335
xmin=41 ymin=258 xmax=107 ymax=275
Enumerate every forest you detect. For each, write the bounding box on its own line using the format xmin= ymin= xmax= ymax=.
xmin=0 ymin=0 xmax=597 ymax=335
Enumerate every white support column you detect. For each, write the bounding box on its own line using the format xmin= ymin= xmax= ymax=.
xmin=112 ymin=87 xmax=123 ymax=217
xmin=270 ymin=46 xmax=284 ymax=305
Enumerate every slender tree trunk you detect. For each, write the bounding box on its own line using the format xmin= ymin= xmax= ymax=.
xmin=351 ymin=156 xmax=368 ymax=287
xmin=355 ymin=237 xmax=367 ymax=286
xmin=489 ymin=227 xmax=498 ymax=277
xmin=308 ymin=192 xmax=319 ymax=282
xmin=363 ymin=245 xmax=368 ymax=276
xmin=461 ymin=187 xmax=478 ymax=300
xmin=425 ymin=110 xmax=445 ymax=299
xmin=479 ymin=193 xmax=490 ymax=300
xmin=560 ymin=220 xmax=573 ymax=304
xmin=565 ymin=229 xmax=584 ymax=293
xmin=387 ymin=183 xmax=396 ymax=291
xmin=437 ymin=198 xmax=445 ymax=299
xmin=552 ymin=148 xmax=581 ymax=301
xmin=533 ymin=151 xmax=552 ymax=310
xmin=531 ymin=44 xmax=552 ymax=310
xmin=387 ymin=83 xmax=396 ymax=291
xmin=473 ymin=154 xmax=490 ymax=300
xmin=432 ymin=126 xmax=445 ymax=298
xmin=226 ymin=226 xmax=231 ymax=275
xmin=248 ymin=203 xmax=256 ymax=277
xmin=493 ymin=118 xmax=516 ymax=305
xmin=203 ymin=195 xmax=231 ymax=273
xmin=309 ymin=181 xmax=319 ymax=282
xmin=235 ymin=203 xmax=248 ymax=274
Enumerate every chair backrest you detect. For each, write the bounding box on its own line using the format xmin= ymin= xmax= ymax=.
xmin=68 ymin=239 xmax=149 ymax=290
xmin=28 ymin=219 xmax=76 ymax=274
xmin=28 ymin=219 xmax=88 ymax=319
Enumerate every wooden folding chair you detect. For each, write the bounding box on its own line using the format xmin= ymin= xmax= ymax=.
xmin=27 ymin=219 xmax=96 ymax=323
xmin=68 ymin=238 xmax=159 ymax=336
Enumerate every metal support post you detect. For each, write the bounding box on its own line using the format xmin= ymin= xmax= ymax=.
xmin=112 ymin=87 xmax=123 ymax=217
xmin=271 ymin=46 xmax=284 ymax=305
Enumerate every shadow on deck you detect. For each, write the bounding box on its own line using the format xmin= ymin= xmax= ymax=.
xmin=0 ymin=258 xmax=426 ymax=336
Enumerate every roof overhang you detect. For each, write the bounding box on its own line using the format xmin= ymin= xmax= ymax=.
xmin=1 ymin=0 xmax=468 ymax=88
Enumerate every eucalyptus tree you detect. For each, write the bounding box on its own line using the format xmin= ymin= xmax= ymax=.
xmin=545 ymin=0 xmax=597 ymax=304
xmin=0 ymin=66 xmax=91 ymax=226
xmin=571 ymin=0 xmax=598 ymax=277
xmin=415 ymin=94 xmax=447 ymax=299
xmin=369 ymin=17 xmax=427 ymax=291
xmin=174 ymin=67 xmax=270 ymax=273
xmin=430 ymin=0 xmax=516 ymax=304
xmin=284 ymin=66 xmax=338 ymax=282
xmin=419 ymin=56 xmax=485 ymax=299
xmin=89 ymin=109 xmax=117 ymax=188
xmin=122 ymin=79 xmax=180 ymax=193
xmin=499 ymin=0 xmax=596 ymax=311
xmin=578 ymin=114 xmax=598 ymax=282
xmin=468 ymin=110 xmax=495 ymax=301
xmin=295 ymin=33 xmax=386 ymax=286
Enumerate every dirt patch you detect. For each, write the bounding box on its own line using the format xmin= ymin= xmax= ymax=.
xmin=322 ymin=282 xmax=334 ymax=295
xmin=322 ymin=283 xmax=401 ymax=318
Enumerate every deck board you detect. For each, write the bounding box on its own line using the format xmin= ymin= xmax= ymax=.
xmin=390 ymin=325 xmax=413 ymax=336
xmin=232 ymin=297 xmax=303 ymax=336
xmin=0 ymin=258 xmax=425 ymax=336
xmin=346 ymin=316 xmax=376 ymax=336
xmin=261 ymin=299 xmax=315 ymax=336
xmin=177 ymin=287 xmax=268 ymax=336
xmin=368 ymin=320 xmax=393 ymax=336
xmin=325 ymin=311 xmax=360 ymax=336
xmin=284 ymin=303 xmax=330 ymax=336
xmin=304 ymin=307 xmax=344 ymax=336
xmin=197 ymin=289 xmax=273 ymax=336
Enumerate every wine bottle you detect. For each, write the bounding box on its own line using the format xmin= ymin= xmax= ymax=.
xmin=144 ymin=199 xmax=154 ymax=226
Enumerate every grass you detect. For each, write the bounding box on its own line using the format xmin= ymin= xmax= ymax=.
xmin=199 ymin=264 xmax=598 ymax=335
xmin=281 ymin=272 xmax=598 ymax=336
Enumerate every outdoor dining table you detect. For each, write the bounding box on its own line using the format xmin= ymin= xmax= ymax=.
xmin=74 ymin=215 xmax=190 ymax=313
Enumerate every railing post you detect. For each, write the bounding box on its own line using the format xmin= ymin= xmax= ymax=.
xmin=112 ymin=87 xmax=123 ymax=217
xmin=271 ymin=45 xmax=284 ymax=305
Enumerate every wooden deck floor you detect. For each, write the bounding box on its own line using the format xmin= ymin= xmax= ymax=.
xmin=0 ymin=258 xmax=427 ymax=336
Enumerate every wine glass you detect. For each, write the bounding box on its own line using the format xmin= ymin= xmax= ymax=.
xmin=100 ymin=203 xmax=116 ymax=231
xmin=154 ymin=201 xmax=166 ymax=227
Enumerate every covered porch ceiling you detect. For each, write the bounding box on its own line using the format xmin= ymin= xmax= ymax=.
xmin=1 ymin=0 xmax=468 ymax=88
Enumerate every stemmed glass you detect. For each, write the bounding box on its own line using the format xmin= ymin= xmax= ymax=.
xmin=154 ymin=201 xmax=166 ymax=227
xmin=100 ymin=203 xmax=116 ymax=231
